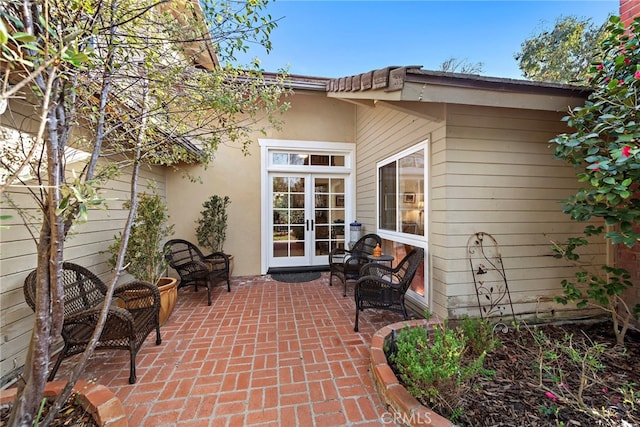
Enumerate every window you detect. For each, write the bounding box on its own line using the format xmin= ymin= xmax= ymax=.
xmin=271 ymin=152 xmax=345 ymax=167
xmin=378 ymin=144 xmax=426 ymax=237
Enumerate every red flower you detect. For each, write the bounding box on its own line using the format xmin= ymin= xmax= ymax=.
xmin=622 ymin=146 xmax=632 ymax=157
xmin=625 ymin=58 xmax=631 ymax=65
xmin=597 ymin=63 xmax=604 ymax=71
xmin=545 ymin=391 xmax=558 ymax=401
xmin=619 ymin=79 xmax=625 ymax=85
xmin=593 ymin=161 xmax=600 ymax=172
xmin=635 ymin=70 xmax=640 ymax=79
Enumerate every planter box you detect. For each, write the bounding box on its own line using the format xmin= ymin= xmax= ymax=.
xmin=369 ymin=319 xmax=452 ymax=427
xmin=0 ymin=380 xmax=127 ymax=426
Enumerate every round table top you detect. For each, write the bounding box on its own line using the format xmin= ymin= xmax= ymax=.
xmin=367 ymin=254 xmax=394 ymax=262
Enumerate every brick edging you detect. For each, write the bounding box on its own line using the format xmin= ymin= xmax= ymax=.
xmin=0 ymin=380 xmax=127 ymax=426
xmin=370 ymin=319 xmax=453 ymax=427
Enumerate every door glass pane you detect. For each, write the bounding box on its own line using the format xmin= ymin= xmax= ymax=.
xmin=272 ymin=176 xmax=306 ymax=258
xmin=289 ymin=154 xmax=309 ymax=165
xmin=273 ymin=177 xmax=288 ymax=192
xmin=290 ymin=177 xmax=304 ymax=192
xmin=310 ymin=155 xmax=330 ymax=166
xmin=314 ymin=177 xmax=345 ymax=256
xmin=291 ymin=194 xmax=305 ymax=208
xmin=272 ymin=153 xmax=288 ymax=165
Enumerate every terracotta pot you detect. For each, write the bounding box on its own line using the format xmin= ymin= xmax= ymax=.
xmin=156 ymin=277 xmax=178 ymax=326
xmin=0 ymin=380 xmax=127 ymax=426
xmin=228 ymin=254 xmax=234 ymax=277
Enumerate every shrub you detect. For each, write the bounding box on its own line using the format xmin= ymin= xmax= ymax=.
xmin=388 ymin=318 xmax=498 ymax=421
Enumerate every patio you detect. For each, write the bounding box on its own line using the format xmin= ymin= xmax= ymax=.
xmin=51 ymin=272 xmax=410 ymax=426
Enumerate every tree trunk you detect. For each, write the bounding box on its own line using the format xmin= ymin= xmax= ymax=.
xmin=7 ymin=88 xmax=66 ymax=427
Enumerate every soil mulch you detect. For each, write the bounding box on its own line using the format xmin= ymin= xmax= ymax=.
xmin=393 ymin=320 xmax=640 ymax=427
xmin=0 ymin=393 xmax=97 ymax=426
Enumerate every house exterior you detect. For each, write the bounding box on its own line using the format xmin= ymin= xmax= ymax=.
xmin=1 ymin=66 xmax=601 ymax=384
xmin=165 ymin=67 xmax=604 ymax=323
xmin=3 ymin=2 xmax=638 ymax=385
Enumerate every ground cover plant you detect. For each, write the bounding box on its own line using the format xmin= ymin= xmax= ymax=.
xmin=387 ymin=319 xmax=640 ymax=426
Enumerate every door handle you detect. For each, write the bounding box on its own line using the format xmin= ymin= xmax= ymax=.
xmin=306 ymin=220 xmax=309 ymax=231
xmin=311 ymin=220 xmax=314 ymax=231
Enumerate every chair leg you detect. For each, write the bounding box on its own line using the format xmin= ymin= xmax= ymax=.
xmin=226 ymin=276 xmax=231 ymax=292
xmin=48 ymin=347 xmax=68 ymax=381
xmin=354 ymin=291 xmax=360 ymax=332
xmin=155 ymin=323 xmax=162 ymax=345
xmin=207 ymin=284 xmax=212 ymax=306
xmin=401 ymin=301 xmax=409 ymax=320
xmin=129 ymin=346 xmax=136 ymax=384
xmin=329 ymin=272 xmax=334 ymax=286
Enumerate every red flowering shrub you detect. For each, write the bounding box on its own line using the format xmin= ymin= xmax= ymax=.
xmin=551 ymin=15 xmax=640 ymax=345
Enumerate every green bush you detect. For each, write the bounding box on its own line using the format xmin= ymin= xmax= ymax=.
xmin=389 ymin=318 xmax=498 ymax=420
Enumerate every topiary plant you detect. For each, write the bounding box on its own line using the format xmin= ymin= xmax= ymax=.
xmin=108 ymin=187 xmax=174 ymax=284
xmin=196 ymin=195 xmax=231 ymax=253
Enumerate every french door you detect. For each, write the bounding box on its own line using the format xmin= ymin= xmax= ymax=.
xmin=269 ymin=173 xmax=346 ymax=268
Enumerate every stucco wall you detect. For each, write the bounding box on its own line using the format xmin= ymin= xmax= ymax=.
xmin=165 ymin=92 xmax=355 ymax=277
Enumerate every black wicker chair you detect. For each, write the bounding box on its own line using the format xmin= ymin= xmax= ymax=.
xmin=354 ymin=248 xmax=424 ymax=332
xmin=329 ymin=233 xmax=382 ymax=296
xmin=23 ymin=262 xmax=162 ymax=384
xmin=163 ymin=239 xmax=230 ymax=306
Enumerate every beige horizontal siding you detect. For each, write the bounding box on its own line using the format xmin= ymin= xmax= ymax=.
xmin=354 ymin=101 xmax=445 ymax=318
xmin=0 ymin=160 xmax=166 ymax=384
xmin=434 ymin=104 xmax=605 ymax=321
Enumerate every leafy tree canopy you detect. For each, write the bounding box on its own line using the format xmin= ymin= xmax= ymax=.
xmin=515 ymin=15 xmax=610 ymax=84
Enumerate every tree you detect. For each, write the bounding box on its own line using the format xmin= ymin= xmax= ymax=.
xmin=439 ymin=57 xmax=484 ymax=75
xmin=515 ymin=15 xmax=610 ymax=84
xmin=0 ymin=0 xmax=289 ymax=425
xmin=550 ymin=16 xmax=640 ymax=345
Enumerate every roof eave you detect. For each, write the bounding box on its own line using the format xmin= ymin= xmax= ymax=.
xmin=326 ymin=66 xmax=592 ymax=112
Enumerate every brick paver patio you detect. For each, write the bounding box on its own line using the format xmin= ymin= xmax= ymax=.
xmin=52 ymin=272 xmax=407 ymax=426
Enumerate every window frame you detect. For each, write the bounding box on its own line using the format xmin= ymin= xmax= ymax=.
xmin=376 ymin=141 xmax=428 ymax=246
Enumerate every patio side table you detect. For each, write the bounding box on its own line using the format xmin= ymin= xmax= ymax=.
xmin=366 ymin=254 xmax=394 ymax=268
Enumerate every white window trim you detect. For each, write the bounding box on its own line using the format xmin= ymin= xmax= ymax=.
xmin=376 ymin=140 xmax=428 ymax=246
xmin=258 ymin=139 xmax=356 ymax=274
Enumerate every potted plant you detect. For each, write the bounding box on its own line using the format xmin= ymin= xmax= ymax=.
xmin=108 ymin=187 xmax=178 ymax=326
xmin=195 ymin=195 xmax=233 ymax=274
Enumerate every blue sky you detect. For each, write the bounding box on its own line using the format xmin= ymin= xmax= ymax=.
xmin=234 ymin=0 xmax=618 ymax=80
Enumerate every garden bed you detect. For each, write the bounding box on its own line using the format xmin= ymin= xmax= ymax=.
xmin=376 ymin=319 xmax=640 ymax=426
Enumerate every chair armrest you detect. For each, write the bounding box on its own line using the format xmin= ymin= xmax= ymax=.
xmin=329 ymin=248 xmax=351 ymax=264
xmin=203 ymin=252 xmax=229 ymax=271
xmin=64 ymin=304 xmax=135 ymax=336
xmin=329 ymin=248 xmax=350 ymax=256
xmin=359 ymin=262 xmax=392 ymax=277
xmin=178 ymin=260 xmax=212 ymax=275
xmin=355 ymin=274 xmax=402 ymax=291
xmin=115 ymin=280 xmax=161 ymax=310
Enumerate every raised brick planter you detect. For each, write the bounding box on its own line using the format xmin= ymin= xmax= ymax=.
xmin=0 ymin=380 xmax=127 ymax=426
xmin=370 ymin=319 xmax=453 ymax=427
